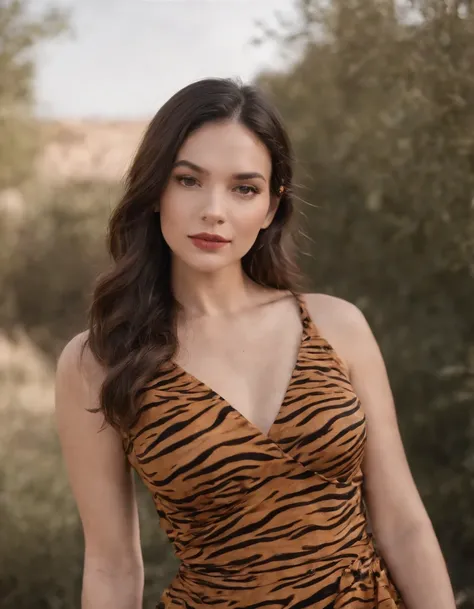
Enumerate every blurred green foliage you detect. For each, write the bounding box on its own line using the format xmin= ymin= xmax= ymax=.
xmin=0 ymin=0 xmax=69 ymax=189
xmin=257 ymin=0 xmax=474 ymax=600
xmin=3 ymin=179 xmax=121 ymax=354
xmin=0 ymin=0 xmax=473 ymax=607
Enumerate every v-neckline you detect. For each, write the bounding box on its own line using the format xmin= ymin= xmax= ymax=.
xmin=171 ymin=294 xmax=310 ymax=442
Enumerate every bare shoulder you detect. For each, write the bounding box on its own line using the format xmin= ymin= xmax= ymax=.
xmin=57 ymin=330 xmax=93 ymax=372
xmin=303 ymin=293 xmax=365 ymax=326
xmin=56 ymin=331 xmax=105 ymax=396
xmin=55 ymin=331 xmax=110 ymax=436
xmin=303 ymin=293 xmax=372 ymax=374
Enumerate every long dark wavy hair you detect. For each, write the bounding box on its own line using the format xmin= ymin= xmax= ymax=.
xmin=85 ymin=77 xmax=302 ymax=431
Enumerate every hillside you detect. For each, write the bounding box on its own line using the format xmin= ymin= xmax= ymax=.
xmin=36 ymin=118 xmax=150 ymax=183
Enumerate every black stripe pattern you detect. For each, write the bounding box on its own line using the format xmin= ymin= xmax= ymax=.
xmin=122 ymin=295 xmax=404 ymax=608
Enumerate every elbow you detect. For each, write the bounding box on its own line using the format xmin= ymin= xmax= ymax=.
xmin=82 ymin=554 xmax=144 ymax=609
xmin=375 ymin=513 xmax=434 ymax=552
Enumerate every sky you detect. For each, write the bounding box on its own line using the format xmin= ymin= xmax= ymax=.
xmin=34 ymin=0 xmax=298 ymax=119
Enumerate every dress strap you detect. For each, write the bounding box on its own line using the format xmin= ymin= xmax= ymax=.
xmin=293 ymin=292 xmax=321 ymax=339
xmin=294 ymin=292 xmax=352 ymax=377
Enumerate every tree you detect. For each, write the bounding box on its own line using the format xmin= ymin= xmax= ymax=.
xmin=0 ymin=0 xmax=69 ymax=189
xmin=256 ymin=0 xmax=474 ymax=602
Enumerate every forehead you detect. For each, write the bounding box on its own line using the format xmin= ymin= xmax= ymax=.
xmin=176 ymin=120 xmax=272 ymax=176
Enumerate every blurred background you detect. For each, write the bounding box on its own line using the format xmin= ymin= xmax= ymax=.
xmin=0 ymin=0 xmax=473 ymax=607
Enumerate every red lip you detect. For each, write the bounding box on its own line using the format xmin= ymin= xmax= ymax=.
xmin=188 ymin=233 xmax=231 ymax=242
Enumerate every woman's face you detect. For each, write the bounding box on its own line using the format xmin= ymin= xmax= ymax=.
xmin=158 ymin=120 xmax=278 ymax=274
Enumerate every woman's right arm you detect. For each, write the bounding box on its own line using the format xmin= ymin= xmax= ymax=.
xmin=55 ymin=333 xmax=144 ymax=609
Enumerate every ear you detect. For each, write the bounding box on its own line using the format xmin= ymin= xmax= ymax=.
xmin=261 ymin=194 xmax=280 ymax=229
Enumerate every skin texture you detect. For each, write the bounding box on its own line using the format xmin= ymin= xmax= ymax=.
xmin=55 ymin=119 xmax=456 ymax=608
xmin=159 ymin=120 xmax=279 ymax=278
xmin=55 ymin=334 xmax=143 ymax=609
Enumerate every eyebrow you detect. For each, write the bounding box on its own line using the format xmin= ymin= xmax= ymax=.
xmin=172 ymin=160 xmax=267 ymax=182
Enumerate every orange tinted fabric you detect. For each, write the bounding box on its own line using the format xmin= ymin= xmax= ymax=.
xmin=123 ymin=294 xmax=404 ymax=608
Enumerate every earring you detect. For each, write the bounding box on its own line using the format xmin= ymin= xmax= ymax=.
xmin=279 ymin=185 xmax=285 ymax=195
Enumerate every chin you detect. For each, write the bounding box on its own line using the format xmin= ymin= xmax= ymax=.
xmin=173 ymin=251 xmax=236 ymax=275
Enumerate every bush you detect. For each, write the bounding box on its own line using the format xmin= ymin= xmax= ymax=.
xmin=2 ymin=180 xmax=122 ymax=356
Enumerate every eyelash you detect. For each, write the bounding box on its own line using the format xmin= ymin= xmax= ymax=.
xmin=174 ymin=175 xmax=261 ymax=197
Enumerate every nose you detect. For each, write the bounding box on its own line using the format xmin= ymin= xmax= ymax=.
xmin=200 ymin=187 xmax=226 ymax=225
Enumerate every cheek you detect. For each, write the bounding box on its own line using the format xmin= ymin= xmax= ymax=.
xmin=159 ymin=194 xmax=189 ymax=243
xmin=232 ymin=201 xmax=271 ymax=236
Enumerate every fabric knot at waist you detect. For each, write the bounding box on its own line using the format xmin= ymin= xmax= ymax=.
xmin=336 ymin=544 xmax=404 ymax=608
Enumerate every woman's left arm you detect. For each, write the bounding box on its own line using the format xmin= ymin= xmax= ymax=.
xmin=344 ymin=305 xmax=456 ymax=609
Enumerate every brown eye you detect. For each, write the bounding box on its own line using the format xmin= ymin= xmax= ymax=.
xmin=235 ymin=185 xmax=259 ymax=197
xmin=176 ymin=175 xmax=198 ymax=187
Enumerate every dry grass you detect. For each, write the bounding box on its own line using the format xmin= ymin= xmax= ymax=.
xmin=36 ymin=119 xmax=149 ymax=184
xmin=0 ymin=330 xmax=55 ymax=413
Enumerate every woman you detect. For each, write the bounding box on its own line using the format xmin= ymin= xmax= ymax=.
xmin=55 ymin=78 xmax=455 ymax=609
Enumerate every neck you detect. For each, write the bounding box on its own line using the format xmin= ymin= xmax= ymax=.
xmin=171 ymin=259 xmax=262 ymax=317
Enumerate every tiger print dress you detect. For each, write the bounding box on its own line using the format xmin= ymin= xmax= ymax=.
xmin=122 ymin=294 xmax=404 ymax=608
